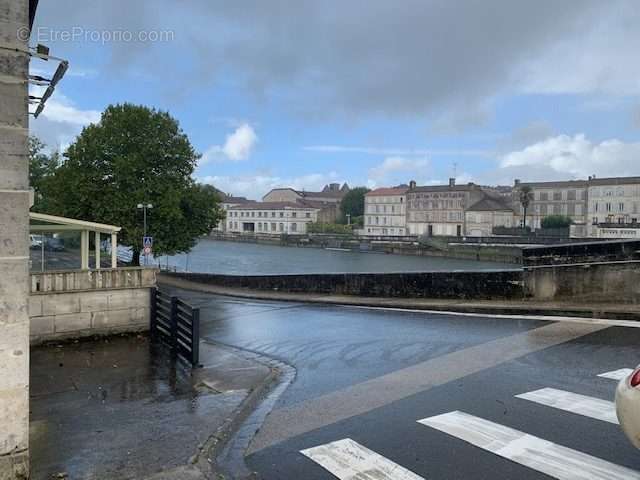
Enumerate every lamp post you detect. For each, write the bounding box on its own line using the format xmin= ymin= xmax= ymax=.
xmin=346 ymin=214 xmax=351 ymax=225
xmin=137 ymin=203 xmax=153 ymax=265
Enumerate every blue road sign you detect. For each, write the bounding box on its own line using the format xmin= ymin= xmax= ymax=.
xmin=143 ymin=236 xmax=153 ymax=248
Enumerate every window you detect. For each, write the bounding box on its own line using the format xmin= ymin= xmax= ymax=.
xmin=292 ymin=212 xmax=297 ymax=218
xmin=241 ymin=212 xmax=244 ymax=217
xmin=606 ymin=202 xmax=612 ymax=212
xmin=567 ymin=190 xmax=576 ymax=200
xmin=540 ymin=192 xmax=549 ymax=201
xmin=540 ymin=204 xmax=548 ymax=215
xmin=279 ymin=212 xmax=284 ymax=218
xmin=567 ymin=204 xmax=575 ymax=215
xmin=258 ymin=223 xmax=262 ymax=231
xmin=617 ymin=187 xmax=625 ymax=196
xmin=592 ymin=217 xmax=598 ymax=225
xmin=305 ymin=212 xmax=311 ymax=218
xmin=619 ymin=203 xmax=625 ymax=212
xmin=375 ymin=217 xmax=379 ymax=225
xmin=279 ymin=223 xmax=284 ymax=232
xmin=271 ymin=222 xmax=276 ymax=231
xmin=291 ymin=223 xmax=297 ymax=232
xmin=553 ymin=191 xmax=562 ymax=201
xmin=258 ymin=212 xmax=262 ymax=217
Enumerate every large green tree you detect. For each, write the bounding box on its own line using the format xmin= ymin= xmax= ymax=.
xmin=42 ymin=103 xmax=223 ymax=265
xmin=339 ymin=187 xmax=370 ymax=223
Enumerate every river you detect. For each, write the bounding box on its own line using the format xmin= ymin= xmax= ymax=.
xmin=153 ymin=239 xmax=517 ymax=275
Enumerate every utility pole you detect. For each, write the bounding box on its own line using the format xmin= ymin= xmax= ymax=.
xmin=137 ymin=203 xmax=153 ymax=265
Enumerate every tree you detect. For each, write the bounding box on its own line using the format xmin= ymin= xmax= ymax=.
xmin=339 ymin=187 xmax=370 ymax=223
xmin=541 ymin=215 xmax=573 ymax=229
xmin=41 ymin=103 xmax=224 ymax=265
xmin=518 ymin=185 xmax=533 ymax=229
xmin=28 ymin=136 xmax=60 ymax=210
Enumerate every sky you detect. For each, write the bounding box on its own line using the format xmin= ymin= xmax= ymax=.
xmin=30 ymin=1 xmax=640 ymax=200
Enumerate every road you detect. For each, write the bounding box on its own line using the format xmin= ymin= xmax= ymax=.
xmin=165 ymin=287 xmax=640 ymax=479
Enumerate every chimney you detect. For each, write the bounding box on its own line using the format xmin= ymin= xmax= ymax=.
xmin=588 ymin=176 xmax=592 ymax=181
xmin=514 ymin=179 xmax=521 ymax=186
xmin=409 ymin=180 xmax=417 ymax=190
xmin=449 ymin=177 xmax=455 ymax=187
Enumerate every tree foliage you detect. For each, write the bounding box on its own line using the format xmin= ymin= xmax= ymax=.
xmin=307 ymin=222 xmax=353 ymax=234
xmin=28 ymin=136 xmax=60 ymax=210
xmin=541 ymin=215 xmax=573 ymax=229
xmin=339 ymin=187 xmax=370 ymax=223
xmin=518 ymin=185 xmax=534 ymax=227
xmin=40 ymin=103 xmax=223 ymax=264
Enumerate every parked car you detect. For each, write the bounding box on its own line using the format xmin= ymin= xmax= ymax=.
xmin=616 ymin=367 xmax=640 ymax=448
xmin=44 ymin=237 xmax=65 ymax=251
xmin=29 ymin=234 xmax=43 ymax=249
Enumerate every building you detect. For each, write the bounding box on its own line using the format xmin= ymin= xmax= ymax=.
xmin=512 ymin=179 xmax=588 ymax=230
xmin=262 ymin=183 xmax=349 ymax=222
xmin=215 ymin=195 xmax=252 ymax=232
xmin=363 ymin=186 xmax=408 ymax=236
xmin=226 ymin=202 xmax=321 ymax=235
xmin=587 ymin=176 xmax=640 ymax=238
xmin=464 ymin=196 xmax=515 ymax=237
xmin=406 ymin=179 xmax=486 ymax=236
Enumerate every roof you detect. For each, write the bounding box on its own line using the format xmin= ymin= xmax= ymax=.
xmin=588 ymin=176 xmax=640 ymax=186
xmin=516 ymin=180 xmax=588 ymax=189
xmin=466 ymin=196 xmax=513 ymax=212
xmin=365 ymin=187 xmax=408 ymax=196
xmin=29 ymin=212 xmax=121 ymax=234
xmin=409 ymin=183 xmax=479 ymax=193
xmin=299 ymin=190 xmax=346 ymax=199
xmin=228 ymin=201 xmax=321 ymax=211
xmin=222 ymin=196 xmax=251 ymax=204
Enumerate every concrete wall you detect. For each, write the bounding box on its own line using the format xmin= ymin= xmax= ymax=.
xmin=523 ymin=239 xmax=640 ymax=266
xmin=166 ymin=270 xmax=524 ymax=299
xmin=28 ymin=268 xmax=157 ymax=344
xmin=0 ymin=0 xmax=30 ymax=477
xmin=29 ymin=288 xmax=152 ymax=344
xmin=165 ymin=261 xmax=640 ymax=304
xmin=525 ymin=261 xmax=640 ymax=303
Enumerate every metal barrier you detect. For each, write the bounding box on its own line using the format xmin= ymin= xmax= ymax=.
xmin=150 ymin=288 xmax=200 ymax=367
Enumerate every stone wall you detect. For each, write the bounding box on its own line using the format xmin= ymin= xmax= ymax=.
xmin=28 ymin=268 xmax=157 ymax=344
xmin=523 ymin=239 xmax=640 ymax=266
xmin=164 ymin=261 xmax=640 ymax=304
xmin=29 ymin=288 xmax=152 ymax=344
xmin=166 ymin=270 xmax=524 ymax=299
xmin=0 ymin=0 xmax=31 ymax=477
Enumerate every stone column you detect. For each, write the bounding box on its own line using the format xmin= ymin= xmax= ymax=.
xmin=0 ymin=0 xmax=31 ymax=478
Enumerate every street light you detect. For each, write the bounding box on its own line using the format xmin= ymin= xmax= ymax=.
xmin=137 ymin=203 xmax=153 ymax=265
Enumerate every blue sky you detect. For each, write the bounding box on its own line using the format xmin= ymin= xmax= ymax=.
xmin=30 ymin=1 xmax=640 ymax=199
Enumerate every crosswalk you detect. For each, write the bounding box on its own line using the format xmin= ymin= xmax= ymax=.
xmin=300 ymin=368 xmax=636 ymax=479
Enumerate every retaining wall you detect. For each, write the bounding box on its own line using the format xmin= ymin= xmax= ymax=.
xmin=29 ymin=268 xmax=157 ymax=344
xmin=165 ymin=261 xmax=640 ymax=304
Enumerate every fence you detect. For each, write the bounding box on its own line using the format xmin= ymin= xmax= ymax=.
xmin=150 ymin=288 xmax=200 ymax=367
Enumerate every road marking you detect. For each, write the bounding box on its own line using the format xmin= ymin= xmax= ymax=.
xmin=599 ymin=368 xmax=633 ymax=381
xmin=346 ymin=305 xmax=640 ymax=328
xmin=418 ymin=411 xmax=640 ymax=480
xmin=301 ymin=438 xmax=424 ymax=480
xmin=516 ymin=387 xmax=618 ymax=424
xmin=249 ymin=322 xmax=608 ymax=453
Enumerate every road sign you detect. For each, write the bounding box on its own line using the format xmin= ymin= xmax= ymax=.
xmin=143 ymin=246 xmax=152 ymax=256
xmin=143 ymin=236 xmax=153 ymax=248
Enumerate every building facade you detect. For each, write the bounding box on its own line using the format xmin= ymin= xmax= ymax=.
xmin=464 ymin=197 xmax=515 ymax=237
xmin=226 ymin=202 xmax=320 ymax=235
xmin=215 ymin=195 xmax=251 ymax=232
xmin=363 ymin=187 xmax=408 ymax=236
xmin=262 ymin=183 xmax=349 ymax=223
xmin=587 ymin=176 xmax=640 ymax=238
xmin=512 ymin=179 xmax=588 ymax=229
xmin=406 ymin=179 xmax=486 ymax=236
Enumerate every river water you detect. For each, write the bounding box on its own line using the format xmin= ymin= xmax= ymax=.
xmin=153 ymin=239 xmax=517 ymax=275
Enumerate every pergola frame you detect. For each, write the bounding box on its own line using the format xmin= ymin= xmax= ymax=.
xmin=29 ymin=212 xmax=122 ymax=269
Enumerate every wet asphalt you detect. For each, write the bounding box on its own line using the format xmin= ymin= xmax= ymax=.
xmin=163 ymin=288 xmax=640 ymax=479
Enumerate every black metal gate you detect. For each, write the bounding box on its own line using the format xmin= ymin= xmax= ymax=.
xmin=150 ymin=288 xmax=200 ymax=367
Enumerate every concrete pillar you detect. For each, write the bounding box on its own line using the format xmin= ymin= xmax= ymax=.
xmin=0 ymin=0 xmax=31 ymax=477
xmin=95 ymin=231 xmax=100 ymax=270
xmin=80 ymin=230 xmax=89 ymax=270
xmin=111 ymin=233 xmax=117 ymax=269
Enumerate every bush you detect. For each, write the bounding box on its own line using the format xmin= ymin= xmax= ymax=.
xmin=307 ymin=222 xmax=353 ymax=234
xmin=541 ymin=215 xmax=573 ymax=229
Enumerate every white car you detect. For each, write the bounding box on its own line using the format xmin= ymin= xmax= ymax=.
xmin=616 ymin=367 xmax=640 ymax=448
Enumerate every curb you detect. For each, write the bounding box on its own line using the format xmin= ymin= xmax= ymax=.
xmin=198 ymin=341 xmax=296 ymax=480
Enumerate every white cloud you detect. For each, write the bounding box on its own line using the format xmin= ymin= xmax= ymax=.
xmin=367 ymin=156 xmax=430 ymax=188
xmin=30 ymin=87 xmax=101 ymax=151
xmin=201 ymin=123 xmax=258 ymax=165
xmin=199 ymin=171 xmax=341 ymax=200
xmin=500 ymin=134 xmax=640 ymax=178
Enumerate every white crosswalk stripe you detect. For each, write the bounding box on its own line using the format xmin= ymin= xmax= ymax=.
xmin=516 ymin=387 xmax=618 ymax=424
xmin=599 ymin=368 xmax=633 ymax=381
xmin=300 ymin=438 xmax=425 ymax=480
xmin=418 ymin=410 xmax=640 ymax=480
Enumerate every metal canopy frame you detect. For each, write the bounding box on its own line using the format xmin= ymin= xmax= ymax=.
xmin=29 ymin=212 xmax=122 ymax=269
